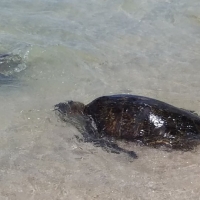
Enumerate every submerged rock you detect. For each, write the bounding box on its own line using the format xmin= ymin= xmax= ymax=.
xmin=0 ymin=53 xmax=23 ymax=75
xmin=0 ymin=53 xmax=25 ymax=85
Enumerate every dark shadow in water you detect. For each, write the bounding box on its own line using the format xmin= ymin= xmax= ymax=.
xmin=0 ymin=53 xmax=24 ymax=86
xmin=0 ymin=74 xmax=17 ymax=85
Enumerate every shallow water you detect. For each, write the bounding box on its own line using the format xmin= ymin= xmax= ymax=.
xmin=0 ymin=0 xmax=200 ymax=199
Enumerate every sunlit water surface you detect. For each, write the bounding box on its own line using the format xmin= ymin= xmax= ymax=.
xmin=0 ymin=0 xmax=200 ymax=199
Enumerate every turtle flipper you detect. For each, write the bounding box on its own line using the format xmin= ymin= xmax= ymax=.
xmin=180 ymin=108 xmax=199 ymax=116
xmin=92 ymin=138 xmax=138 ymax=158
xmin=55 ymin=101 xmax=137 ymax=158
xmin=76 ymin=133 xmax=137 ymax=158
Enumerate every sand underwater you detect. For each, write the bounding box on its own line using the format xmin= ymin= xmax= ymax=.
xmin=0 ymin=0 xmax=200 ymax=199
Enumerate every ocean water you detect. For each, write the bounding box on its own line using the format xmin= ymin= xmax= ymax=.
xmin=0 ymin=0 xmax=200 ymax=199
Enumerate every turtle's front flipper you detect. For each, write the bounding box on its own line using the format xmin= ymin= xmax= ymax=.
xmin=77 ymin=133 xmax=137 ymax=158
xmin=55 ymin=101 xmax=137 ymax=158
xmin=79 ymin=117 xmax=138 ymax=158
xmin=93 ymin=137 xmax=137 ymax=158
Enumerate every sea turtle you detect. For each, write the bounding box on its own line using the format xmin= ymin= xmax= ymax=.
xmin=54 ymin=94 xmax=200 ymax=158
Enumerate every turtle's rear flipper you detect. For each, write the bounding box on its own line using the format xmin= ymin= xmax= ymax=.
xmin=180 ymin=108 xmax=199 ymax=116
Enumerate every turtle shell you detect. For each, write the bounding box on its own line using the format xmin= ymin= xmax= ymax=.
xmin=84 ymin=95 xmax=200 ymax=150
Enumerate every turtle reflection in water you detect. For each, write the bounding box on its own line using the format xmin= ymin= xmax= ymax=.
xmin=55 ymin=95 xmax=200 ymax=158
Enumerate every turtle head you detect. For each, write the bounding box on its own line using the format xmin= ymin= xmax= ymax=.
xmin=54 ymin=101 xmax=88 ymax=131
xmin=54 ymin=101 xmax=85 ymax=117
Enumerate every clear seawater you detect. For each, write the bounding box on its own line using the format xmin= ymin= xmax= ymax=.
xmin=0 ymin=0 xmax=200 ymax=199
